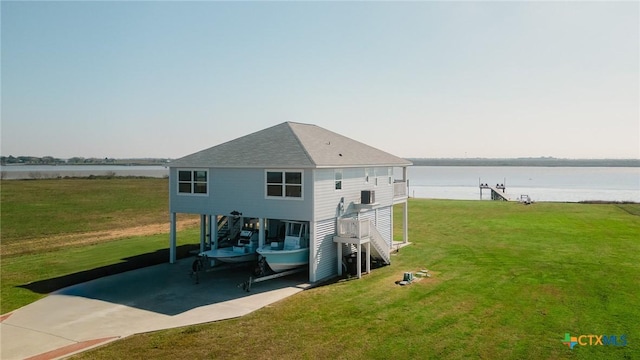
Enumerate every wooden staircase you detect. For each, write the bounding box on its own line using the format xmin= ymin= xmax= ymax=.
xmin=367 ymin=222 xmax=390 ymax=264
xmin=334 ymin=218 xmax=390 ymax=265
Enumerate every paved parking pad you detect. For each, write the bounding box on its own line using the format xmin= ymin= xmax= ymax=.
xmin=1 ymin=259 xmax=309 ymax=359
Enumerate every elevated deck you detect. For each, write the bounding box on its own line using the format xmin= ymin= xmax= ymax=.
xmin=393 ymin=180 xmax=409 ymax=204
xmin=333 ymin=218 xmax=391 ymax=279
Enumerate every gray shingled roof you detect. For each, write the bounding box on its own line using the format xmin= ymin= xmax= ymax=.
xmin=169 ymin=122 xmax=412 ymax=168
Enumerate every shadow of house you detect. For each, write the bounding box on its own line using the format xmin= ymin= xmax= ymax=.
xmin=19 ymin=244 xmax=198 ymax=295
xmin=19 ymin=245 xmax=308 ymax=316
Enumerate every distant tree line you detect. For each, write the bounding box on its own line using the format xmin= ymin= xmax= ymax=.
xmin=1 ymin=156 xmax=171 ymax=166
xmin=1 ymin=156 xmax=67 ymax=165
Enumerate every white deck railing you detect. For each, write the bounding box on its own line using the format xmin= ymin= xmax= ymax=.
xmin=336 ymin=218 xmax=390 ymax=264
xmin=337 ymin=218 xmax=371 ymax=239
xmin=394 ymin=181 xmax=408 ymax=198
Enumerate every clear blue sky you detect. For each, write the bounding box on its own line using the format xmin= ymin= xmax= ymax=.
xmin=2 ymin=1 xmax=638 ymax=159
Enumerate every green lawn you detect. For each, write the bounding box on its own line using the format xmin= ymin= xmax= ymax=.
xmin=1 ymin=178 xmax=170 ymax=247
xmin=1 ymin=178 xmax=198 ymax=313
xmin=73 ymin=200 xmax=640 ymax=360
xmin=0 ymin=229 xmax=200 ymax=314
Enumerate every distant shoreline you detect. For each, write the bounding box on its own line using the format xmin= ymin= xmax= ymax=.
xmin=408 ymin=158 xmax=640 ymax=167
xmin=2 ymin=157 xmax=639 ymax=168
xmin=0 ymin=163 xmax=167 ymax=167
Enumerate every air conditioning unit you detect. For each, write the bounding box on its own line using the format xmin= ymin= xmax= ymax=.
xmin=361 ymin=190 xmax=375 ymax=204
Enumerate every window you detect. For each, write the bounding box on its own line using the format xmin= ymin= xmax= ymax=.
xmin=266 ymin=170 xmax=303 ymax=198
xmin=365 ymin=168 xmax=370 ymax=184
xmin=374 ymin=168 xmax=379 ymax=186
xmin=335 ymin=170 xmax=343 ymax=190
xmin=388 ymin=167 xmax=393 ymax=185
xmin=178 ymin=169 xmax=208 ymax=194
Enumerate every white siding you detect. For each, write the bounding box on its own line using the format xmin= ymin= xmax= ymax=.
xmin=312 ymin=218 xmax=338 ymax=282
xmin=377 ymin=206 xmax=392 ymax=248
xmin=310 ymin=167 xmax=396 ymax=281
xmin=313 ymin=167 xmax=395 ymax=222
xmin=169 ymin=167 xmax=314 ymax=220
xmin=359 ymin=209 xmax=375 ymax=223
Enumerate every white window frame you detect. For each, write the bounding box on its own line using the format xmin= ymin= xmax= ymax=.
xmin=265 ymin=169 xmax=304 ymax=200
xmin=374 ymin=167 xmax=379 ymax=187
xmin=335 ymin=169 xmax=343 ymax=191
xmin=177 ymin=169 xmax=209 ymax=196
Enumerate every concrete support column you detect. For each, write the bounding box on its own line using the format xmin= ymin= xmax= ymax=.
xmin=169 ymin=212 xmax=177 ymax=263
xmin=391 ymin=205 xmax=395 ymax=246
xmin=207 ymin=215 xmax=213 ymax=248
xmin=309 ymin=221 xmax=317 ymax=283
xmin=200 ymin=214 xmax=206 ymax=253
xmin=356 ymin=244 xmax=362 ymax=279
xmin=258 ymin=218 xmax=265 ymax=249
xmin=403 ymin=166 xmax=409 ymax=198
xmin=212 ymin=215 xmax=219 ymax=249
xmin=337 ymin=243 xmax=343 ymax=276
xmin=366 ymin=242 xmax=371 ymax=274
xmin=403 ymin=201 xmax=409 ymax=244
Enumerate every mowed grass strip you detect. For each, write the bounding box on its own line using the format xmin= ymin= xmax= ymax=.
xmin=1 ymin=178 xmax=170 ymax=248
xmin=76 ymin=200 xmax=640 ymax=360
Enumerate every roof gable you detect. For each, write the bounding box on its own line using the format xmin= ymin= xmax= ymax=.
xmin=170 ymin=122 xmax=411 ymax=168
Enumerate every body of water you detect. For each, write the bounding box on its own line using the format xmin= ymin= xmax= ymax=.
xmin=2 ymin=164 xmax=638 ymax=203
xmin=407 ymin=166 xmax=640 ymax=203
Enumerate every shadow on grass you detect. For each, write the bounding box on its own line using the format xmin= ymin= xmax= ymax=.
xmin=18 ymin=244 xmax=199 ymax=294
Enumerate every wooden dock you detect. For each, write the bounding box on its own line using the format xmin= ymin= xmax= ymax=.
xmin=479 ymin=179 xmax=533 ymax=203
xmin=479 ymin=183 xmax=511 ymax=201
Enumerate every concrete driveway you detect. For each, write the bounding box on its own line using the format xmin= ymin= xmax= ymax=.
xmin=0 ymin=259 xmax=309 ymax=360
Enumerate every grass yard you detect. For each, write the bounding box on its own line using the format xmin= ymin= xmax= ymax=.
xmin=74 ymin=200 xmax=640 ymax=360
xmin=0 ymin=229 xmax=200 ymax=313
xmin=1 ymin=178 xmax=199 ymax=313
xmin=1 ymin=178 xmax=171 ymax=255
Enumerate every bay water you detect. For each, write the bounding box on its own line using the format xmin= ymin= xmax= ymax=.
xmin=407 ymin=166 xmax=639 ymax=203
xmin=2 ymin=164 xmax=638 ymax=203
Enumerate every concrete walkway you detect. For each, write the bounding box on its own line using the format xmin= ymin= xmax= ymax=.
xmin=0 ymin=259 xmax=309 ymax=360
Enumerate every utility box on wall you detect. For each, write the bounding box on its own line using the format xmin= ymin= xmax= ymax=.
xmin=361 ymin=190 xmax=375 ymax=204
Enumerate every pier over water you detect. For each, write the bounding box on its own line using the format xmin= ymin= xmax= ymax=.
xmin=479 ymin=181 xmax=510 ymax=201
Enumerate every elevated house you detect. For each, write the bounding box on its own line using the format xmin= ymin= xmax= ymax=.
xmin=168 ymin=122 xmax=411 ymax=283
